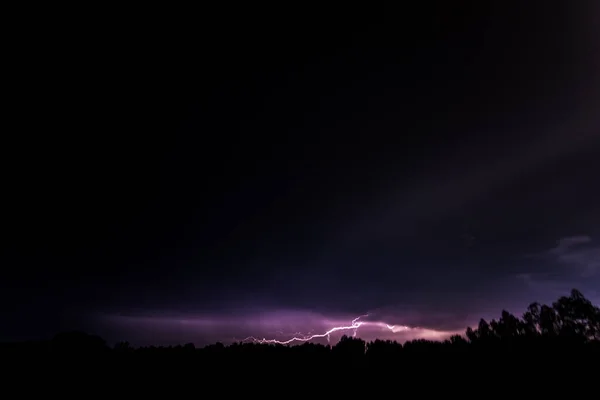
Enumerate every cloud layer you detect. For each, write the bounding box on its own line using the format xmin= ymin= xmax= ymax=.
xmin=517 ymin=235 xmax=600 ymax=304
xmin=96 ymin=309 xmax=466 ymax=347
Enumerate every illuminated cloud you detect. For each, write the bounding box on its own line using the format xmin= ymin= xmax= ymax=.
xmin=550 ymin=235 xmax=592 ymax=254
xmin=516 ymin=235 xmax=600 ymax=303
xmin=546 ymin=235 xmax=599 ymax=277
xmin=97 ymin=309 xmax=464 ymax=347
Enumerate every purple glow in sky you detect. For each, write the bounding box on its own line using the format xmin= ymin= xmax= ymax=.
xmin=91 ymin=234 xmax=600 ymax=349
xmin=97 ymin=309 xmax=467 ymax=347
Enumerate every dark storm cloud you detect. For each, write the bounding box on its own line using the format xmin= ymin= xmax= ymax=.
xmin=5 ymin=2 xmax=599 ymax=347
xmin=274 ymin=116 xmax=600 ymax=325
xmin=327 ymin=110 xmax=600 ymax=249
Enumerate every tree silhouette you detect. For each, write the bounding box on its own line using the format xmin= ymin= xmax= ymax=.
xmin=2 ymin=289 xmax=599 ymax=385
xmin=552 ymin=289 xmax=600 ymax=340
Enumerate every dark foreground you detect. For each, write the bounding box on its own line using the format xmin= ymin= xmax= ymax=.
xmin=3 ymin=289 xmax=599 ymax=393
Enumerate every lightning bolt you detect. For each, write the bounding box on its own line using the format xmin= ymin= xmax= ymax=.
xmin=242 ymin=313 xmax=410 ymax=345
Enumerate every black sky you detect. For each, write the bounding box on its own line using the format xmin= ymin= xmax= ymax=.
xmin=2 ymin=2 xmax=600 ymax=344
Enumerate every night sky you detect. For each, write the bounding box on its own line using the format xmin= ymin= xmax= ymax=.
xmin=3 ymin=2 xmax=600 ymax=346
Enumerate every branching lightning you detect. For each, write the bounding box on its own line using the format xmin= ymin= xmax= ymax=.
xmin=242 ymin=314 xmax=412 ymax=345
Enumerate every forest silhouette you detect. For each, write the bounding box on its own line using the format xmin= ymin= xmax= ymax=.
xmin=3 ymin=289 xmax=599 ymax=387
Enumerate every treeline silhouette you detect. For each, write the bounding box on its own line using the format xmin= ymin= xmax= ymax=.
xmin=3 ymin=289 xmax=599 ymax=386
